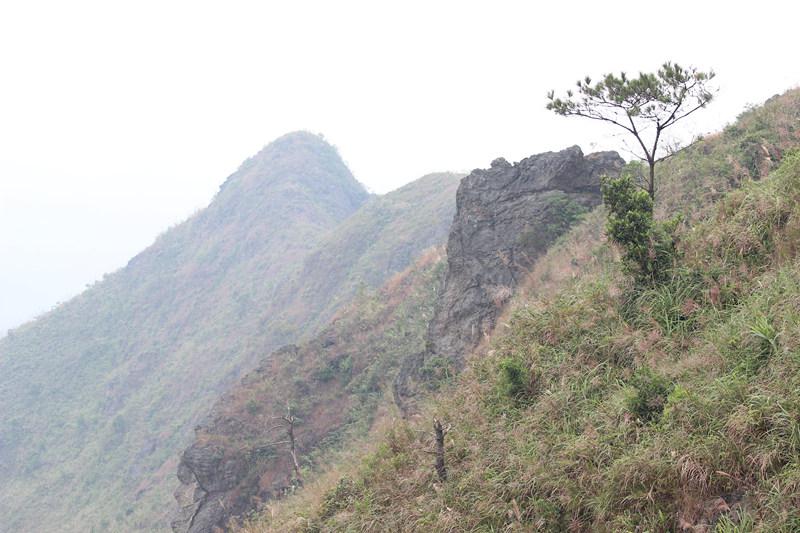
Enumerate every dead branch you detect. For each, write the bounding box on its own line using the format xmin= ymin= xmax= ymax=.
xmin=269 ymin=403 xmax=304 ymax=486
xmin=433 ymin=418 xmax=448 ymax=482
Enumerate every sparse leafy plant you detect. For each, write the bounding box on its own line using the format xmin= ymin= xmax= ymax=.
xmin=749 ymin=314 xmax=780 ymax=357
xmin=715 ymin=509 xmax=755 ymax=533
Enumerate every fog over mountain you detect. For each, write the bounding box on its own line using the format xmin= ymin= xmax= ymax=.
xmin=0 ymin=132 xmax=462 ymax=531
xmin=2 ymin=1 xmax=798 ymax=333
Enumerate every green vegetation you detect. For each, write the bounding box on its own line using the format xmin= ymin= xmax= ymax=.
xmin=601 ymin=167 xmax=679 ymax=283
xmin=625 ymin=367 xmax=674 ymax=423
xmin=520 ymin=192 xmax=591 ymax=252
xmin=496 ymin=356 xmax=533 ymax=402
xmin=244 ymin=89 xmax=800 ymax=532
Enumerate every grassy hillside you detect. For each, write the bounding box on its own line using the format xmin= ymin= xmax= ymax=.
xmin=0 ymin=132 xmax=459 ymax=532
xmin=244 ymin=89 xmax=800 ymax=532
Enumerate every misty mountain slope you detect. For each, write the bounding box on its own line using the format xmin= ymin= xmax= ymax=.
xmin=181 ymin=147 xmax=623 ymax=532
xmin=284 ymin=171 xmax=463 ymax=335
xmin=0 ymin=131 xmax=368 ymax=532
xmin=173 ymin=248 xmax=446 ymax=533
xmin=0 ymin=132 xmax=459 ymax=532
xmin=250 ymin=89 xmax=800 ymax=533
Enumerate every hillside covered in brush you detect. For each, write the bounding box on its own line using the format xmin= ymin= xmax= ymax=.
xmin=242 ymin=89 xmax=800 ymax=532
xmin=174 ymin=249 xmax=446 ymax=533
xmin=282 ymin=171 xmax=463 ymax=337
xmin=174 ymin=143 xmax=621 ymax=532
xmin=0 ymin=132 xmax=461 ymax=532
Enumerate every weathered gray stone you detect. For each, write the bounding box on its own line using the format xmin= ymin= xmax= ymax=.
xmin=395 ymin=146 xmax=623 ymax=409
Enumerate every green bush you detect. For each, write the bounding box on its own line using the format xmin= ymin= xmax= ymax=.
xmin=245 ymin=399 xmax=261 ymax=416
xmin=602 ymin=171 xmax=678 ymax=284
xmin=626 ymin=367 xmax=674 ymax=423
xmin=497 ymin=356 xmax=533 ymax=401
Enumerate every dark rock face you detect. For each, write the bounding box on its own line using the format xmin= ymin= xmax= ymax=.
xmin=172 ymin=443 xmax=249 ymax=533
xmin=395 ymin=146 xmax=623 ymax=406
xmin=171 ymin=345 xmax=302 ymax=533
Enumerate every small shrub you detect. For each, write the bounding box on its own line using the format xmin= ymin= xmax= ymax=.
xmin=602 ymin=171 xmax=678 ymax=284
xmin=319 ymin=477 xmax=360 ymax=521
xmin=626 ymin=367 xmax=674 ymax=423
xmin=245 ymin=399 xmax=261 ymax=416
xmin=749 ymin=314 xmax=780 ymax=357
xmin=314 ymin=365 xmax=336 ymax=382
xmin=496 ymin=356 xmax=533 ymax=401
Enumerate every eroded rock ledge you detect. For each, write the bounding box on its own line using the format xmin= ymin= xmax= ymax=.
xmin=395 ymin=146 xmax=623 ymax=409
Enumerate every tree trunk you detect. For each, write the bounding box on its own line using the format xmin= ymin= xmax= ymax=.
xmin=433 ymin=419 xmax=447 ymax=482
xmin=648 ymin=160 xmax=656 ymax=200
xmin=283 ymin=407 xmax=303 ymax=486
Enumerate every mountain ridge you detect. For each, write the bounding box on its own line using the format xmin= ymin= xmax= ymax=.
xmin=0 ymin=132 xmax=458 ymax=532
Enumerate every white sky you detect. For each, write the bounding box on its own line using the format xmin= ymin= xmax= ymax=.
xmin=1 ymin=0 xmax=798 ymax=334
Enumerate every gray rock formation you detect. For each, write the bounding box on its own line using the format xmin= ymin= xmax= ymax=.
xmin=172 ymin=442 xmax=248 ymax=533
xmin=395 ymin=146 xmax=623 ymax=408
xmin=171 ymin=345 xmax=302 ymax=533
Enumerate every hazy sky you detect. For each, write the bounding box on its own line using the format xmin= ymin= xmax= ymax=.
xmin=1 ymin=0 xmax=798 ymax=334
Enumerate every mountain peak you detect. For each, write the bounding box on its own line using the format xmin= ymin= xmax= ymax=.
xmin=238 ymin=130 xmax=344 ymax=174
xmin=213 ymin=131 xmax=369 ymax=223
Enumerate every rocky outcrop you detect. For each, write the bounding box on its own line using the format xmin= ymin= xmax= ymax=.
xmin=395 ymin=146 xmax=623 ymax=407
xmin=170 ymin=338 xmax=357 ymax=533
xmin=171 ymin=345 xmax=307 ymax=533
xmin=172 ymin=438 xmax=256 ymax=533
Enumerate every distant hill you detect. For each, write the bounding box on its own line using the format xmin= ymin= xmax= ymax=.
xmin=284 ymin=171 xmax=463 ymax=336
xmin=0 ymin=132 xmax=461 ymax=532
